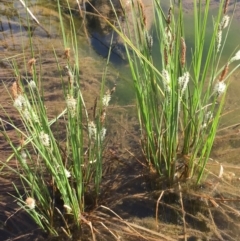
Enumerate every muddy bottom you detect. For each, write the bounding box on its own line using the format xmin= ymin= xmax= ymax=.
xmin=2 ymin=126 xmax=240 ymax=241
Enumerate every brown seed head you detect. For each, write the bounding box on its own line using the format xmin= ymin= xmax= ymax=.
xmin=11 ymin=77 xmax=22 ymax=99
xmin=28 ymin=58 xmax=36 ymax=74
xmin=167 ymin=7 xmax=172 ymax=25
xmin=11 ymin=82 xmax=18 ymax=100
xmin=180 ymin=37 xmax=186 ymax=67
xmin=64 ymin=48 xmax=71 ymax=59
xmin=110 ymin=84 xmax=116 ymax=95
xmin=100 ymin=109 xmax=106 ymax=123
xmin=164 ymin=46 xmax=168 ymax=66
xmin=137 ymin=0 xmax=147 ymax=28
xmin=65 ymin=66 xmax=74 ymax=87
xmin=219 ymin=63 xmax=229 ymax=82
xmin=224 ymin=0 xmax=230 ymax=14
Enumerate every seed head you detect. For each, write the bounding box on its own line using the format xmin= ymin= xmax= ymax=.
xmin=162 ymin=69 xmax=171 ymax=93
xmin=13 ymin=95 xmax=26 ymax=110
xmin=102 ymin=91 xmax=111 ymax=107
xmin=28 ymin=58 xmax=36 ymax=74
xmin=164 ymin=46 xmax=168 ymax=66
xmin=88 ymin=121 xmax=97 ymax=139
xmin=137 ymin=0 xmax=146 ymax=27
xmin=145 ymin=31 xmax=153 ymax=52
xmin=178 ymin=72 xmax=190 ymax=95
xmin=11 ymin=82 xmax=19 ymax=99
xmin=100 ymin=109 xmax=106 ymax=123
xmin=66 ymin=95 xmax=77 ymax=117
xmin=64 ymin=48 xmax=70 ymax=59
xmin=224 ymin=0 xmax=230 ymax=14
xmin=214 ymin=82 xmax=226 ymax=96
xmin=219 ymin=63 xmax=229 ymax=82
xmin=100 ymin=127 xmax=107 ymax=141
xmin=11 ymin=78 xmax=22 ymax=99
xmin=205 ymin=111 xmax=213 ymax=122
xmin=64 ymin=168 xmax=71 ymax=178
xmin=25 ymin=197 xmax=36 ymax=209
xmin=28 ymin=80 xmax=37 ymax=89
xmin=216 ymin=30 xmax=222 ymax=53
xmin=180 ymin=37 xmax=186 ymax=67
xmin=166 ymin=7 xmax=172 ymax=24
xmin=230 ymin=50 xmax=240 ymax=63
xmin=220 ymin=15 xmax=230 ymax=30
xmin=22 ymin=109 xmax=31 ymax=120
xmin=39 ymin=131 xmax=50 ymax=147
xmin=22 ymin=108 xmax=39 ymax=123
xmin=164 ymin=27 xmax=172 ymax=44
xmin=110 ymin=84 xmax=116 ymax=95
xmin=162 ymin=69 xmax=170 ymax=84
xmin=21 ymin=150 xmax=27 ymax=163
xmin=202 ymin=111 xmax=213 ymax=129
xmin=65 ymin=66 xmax=74 ymax=87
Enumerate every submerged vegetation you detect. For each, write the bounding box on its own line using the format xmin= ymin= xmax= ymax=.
xmin=1 ymin=0 xmax=240 ymax=240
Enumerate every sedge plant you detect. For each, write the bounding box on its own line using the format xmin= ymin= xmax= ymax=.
xmin=111 ymin=0 xmax=240 ymax=183
xmin=0 ymin=0 xmax=115 ymax=236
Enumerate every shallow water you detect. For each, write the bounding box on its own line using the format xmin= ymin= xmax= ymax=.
xmin=1 ymin=1 xmax=240 ymax=240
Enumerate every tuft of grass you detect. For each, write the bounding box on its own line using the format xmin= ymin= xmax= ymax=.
xmin=109 ymin=0 xmax=240 ymax=183
xmin=0 ymin=0 xmax=115 ymax=236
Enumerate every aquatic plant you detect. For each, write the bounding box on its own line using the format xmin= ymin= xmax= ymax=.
xmin=0 ymin=0 xmax=115 ymax=236
xmin=111 ymin=0 xmax=240 ymax=183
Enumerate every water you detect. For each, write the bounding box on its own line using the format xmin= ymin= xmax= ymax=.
xmin=1 ymin=0 xmax=240 ymax=240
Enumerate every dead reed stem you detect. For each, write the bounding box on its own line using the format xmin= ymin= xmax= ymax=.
xmin=155 ymin=190 xmax=164 ymax=230
xmin=76 ymin=0 xmax=90 ymax=43
xmin=100 ymin=222 xmax=120 ymax=240
xmin=178 ymin=182 xmax=187 ymax=241
xmin=99 ymin=205 xmax=149 ymax=240
xmin=18 ymin=0 xmax=50 ymax=37
xmin=205 ymin=199 xmax=224 ymax=241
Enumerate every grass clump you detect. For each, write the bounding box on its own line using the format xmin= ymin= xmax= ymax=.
xmin=114 ymin=0 xmax=240 ymax=183
xmin=0 ymin=0 xmax=115 ymax=237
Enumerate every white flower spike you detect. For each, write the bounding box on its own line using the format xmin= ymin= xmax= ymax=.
xmin=230 ymin=50 xmax=240 ymax=63
xmin=102 ymin=92 xmax=111 ymax=107
xmin=66 ymin=95 xmax=77 ymax=117
xmin=214 ymin=82 xmax=226 ymax=96
xmin=39 ymin=131 xmax=50 ymax=147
